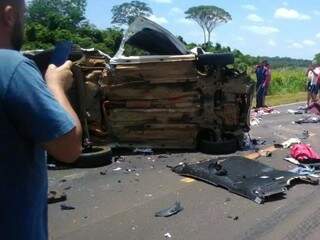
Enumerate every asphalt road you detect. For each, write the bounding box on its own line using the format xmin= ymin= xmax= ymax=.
xmin=48 ymin=102 xmax=320 ymax=240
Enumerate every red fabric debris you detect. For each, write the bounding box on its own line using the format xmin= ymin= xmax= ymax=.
xmin=290 ymin=144 xmax=320 ymax=163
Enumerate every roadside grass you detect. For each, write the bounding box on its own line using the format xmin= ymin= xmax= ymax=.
xmin=268 ymin=68 xmax=306 ymax=95
xmin=265 ymin=92 xmax=306 ymax=106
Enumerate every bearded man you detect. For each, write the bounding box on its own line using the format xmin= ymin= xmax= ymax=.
xmin=0 ymin=0 xmax=82 ymax=239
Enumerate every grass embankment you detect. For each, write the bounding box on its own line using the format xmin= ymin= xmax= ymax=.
xmin=265 ymin=92 xmax=305 ymax=106
xmin=252 ymin=67 xmax=307 ymax=106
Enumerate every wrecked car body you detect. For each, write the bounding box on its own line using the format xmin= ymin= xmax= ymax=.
xmin=171 ymin=156 xmax=318 ymax=204
xmin=25 ymin=17 xmax=254 ymax=153
xmin=75 ymin=17 xmax=254 ymax=152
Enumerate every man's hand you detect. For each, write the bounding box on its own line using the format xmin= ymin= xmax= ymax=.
xmin=45 ymin=61 xmax=74 ymax=92
xmin=43 ymin=60 xmax=83 ymax=163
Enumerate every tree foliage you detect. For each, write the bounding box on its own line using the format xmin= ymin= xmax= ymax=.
xmin=24 ymin=0 xmax=123 ymax=56
xmin=314 ymin=53 xmax=320 ymax=64
xmin=27 ymin=0 xmax=87 ymax=30
xmin=111 ymin=1 xmax=153 ymax=26
xmin=185 ymin=5 xmax=231 ymax=44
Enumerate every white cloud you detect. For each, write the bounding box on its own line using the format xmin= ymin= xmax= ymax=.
xmin=289 ymin=42 xmax=304 ymax=49
xmin=152 ymin=0 xmax=172 ymax=3
xmin=316 ymin=33 xmax=320 ymax=39
xmin=268 ymin=40 xmax=277 ymax=46
xmin=247 ymin=14 xmax=264 ymax=22
xmin=236 ymin=36 xmax=245 ymax=42
xmin=148 ymin=15 xmax=168 ymax=25
xmin=169 ymin=7 xmax=183 ymax=15
xmin=303 ymin=40 xmax=316 ymax=46
xmin=274 ymin=8 xmax=311 ymax=20
xmin=243 ymin=25 xmax=280 ymax=35
xmin=242 ymin=4 xmax=257 ymax=11
xmin=313 ymin=10 xmax=320 ymax=16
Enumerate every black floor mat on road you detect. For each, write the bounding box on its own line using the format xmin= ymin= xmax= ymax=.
xmin=172 ymin=156 xmax=318 ymax=204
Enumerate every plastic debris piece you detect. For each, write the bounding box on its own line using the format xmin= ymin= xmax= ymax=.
xmin=295 ymin=115 xmax=320 ymax=124
xmin=228 ymin=215 xmax=239 ymax=221
xmin=172 ymin=156 xmax=318 ymax=204
xmin=47 ymin=164 xmax=57 ymax=170
xmin=288 ymin=109 xmax=303 ymax=115
xmin=164 ymin=233 xmax=172 ymax=238
xmin=265 ymin=151 xmax=272 ymax=157
xmin=60 ymin=204 xmax=75 ymax=210
xmin=112 ymin=167 xmax=122 ymax=171
xmin=155 ymin=201 xmax=183 ymax=217
xmin=48 ymin=191 xmax=67 ymax=204
xmin=276 ymin=138 xmax=301 ymax=149
xmin=133 ymin=148 xmax=154 ymax=155
xmin=114 ymin=156 xmax=125 ymax=162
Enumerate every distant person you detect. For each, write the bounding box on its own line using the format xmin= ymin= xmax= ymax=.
xmin=0 ymin=0 xmax=82 ymax=239
xmin=306 ymin=61 xmax=320 ymax=104
xmin=306 ymin=64 xmax=313 ymax=106
xmin=255 ymin=60 xmax=267 ymax=108
xmin=263 ymin=63 xmax=272 ymax=107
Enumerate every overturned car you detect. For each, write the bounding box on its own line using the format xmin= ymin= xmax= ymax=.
xmin=77 ymin=17 xmax=254 ymax=154
xmin=28 ymin=17 xmax=255 ymax=157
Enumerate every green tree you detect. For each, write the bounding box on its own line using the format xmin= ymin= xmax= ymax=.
xmin=27 ymin=0 xmax=87 ymax=31
xmin=314 ymin=53 xmax=320 ymax=64
xmin=24 ymin=0 xmax=124 ymax=56
xmin=111 ymin=1 xmax=153 ymax=26
xmin=185 ymin=5 xmax=231 ymax=45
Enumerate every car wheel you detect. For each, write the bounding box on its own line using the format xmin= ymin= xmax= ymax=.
xmin=48 ymin=145 xmax=112 ymax=169
xmin=75 ymin=146 xmax=112 ymax=168
xmin=198 ymin=136 xmax=239 ymax=155
xmin=197 ymin=53 xmax=234 ymax=66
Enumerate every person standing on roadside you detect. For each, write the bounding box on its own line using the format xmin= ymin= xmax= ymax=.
xmin=306 ymin=61 xmax=320 ymax=104
xmin=0 ymin=0 xmax=82 ymax=239
xmin=255 ymin=60 xmax=267 ymax=108
xmin=262 ymin=63 xmax=272 ymax=107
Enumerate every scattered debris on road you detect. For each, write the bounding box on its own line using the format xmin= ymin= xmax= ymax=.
xmin=227 ymin=215 xmax=239 ymax=221
xmin=274 ymin=138 xmax=301 ymax=149
xmin=48 ymin=191 xmax=67 ymax=204
xmin=295 ymin=115 xmax=320 ymax=124
xmin=164 ymin=232 xmax=172 ymax=238
xmin=171 ymin=156 xmax=318 ymax=204
xmin=60 ymin=204 xmax=76 ymax=211
xmin=112 ymin=167 xmax=122 ymax=171
xmin=290 ymin=144 xmax=320 ymax=163
xmin=155 ymin=201 xmax=183 ymax=217
xmin=288 ymin=109 xmax=304 ymax=115
xmin=289 ymin=166 xmax=320 ymax=178
xmin=133 ymin=148 xmax=154 ymax=155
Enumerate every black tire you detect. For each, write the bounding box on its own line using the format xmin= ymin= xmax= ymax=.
xmin=75 ymin=146 xmax=112 ymax=168
xmin=199 ymin=137 xmax=238 ymax=155
xmin=197 ymin=53 xmax=234 ymax=66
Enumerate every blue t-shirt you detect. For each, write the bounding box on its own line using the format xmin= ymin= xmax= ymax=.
xmin=0 ymin=49 xmax=75 ymax=240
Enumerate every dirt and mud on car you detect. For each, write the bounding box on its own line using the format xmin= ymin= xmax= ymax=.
xmin=26 ymin=17 xmax=254 ymax=164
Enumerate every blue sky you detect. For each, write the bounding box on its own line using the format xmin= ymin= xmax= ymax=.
xmin=86 ymin=0 xmax=320 ymax=59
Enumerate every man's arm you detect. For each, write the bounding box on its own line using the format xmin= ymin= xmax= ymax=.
xmin=43 ymin=61 xmax=82 ymax=163
xmin=4 ymin=59 xmax=82 ymax=164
